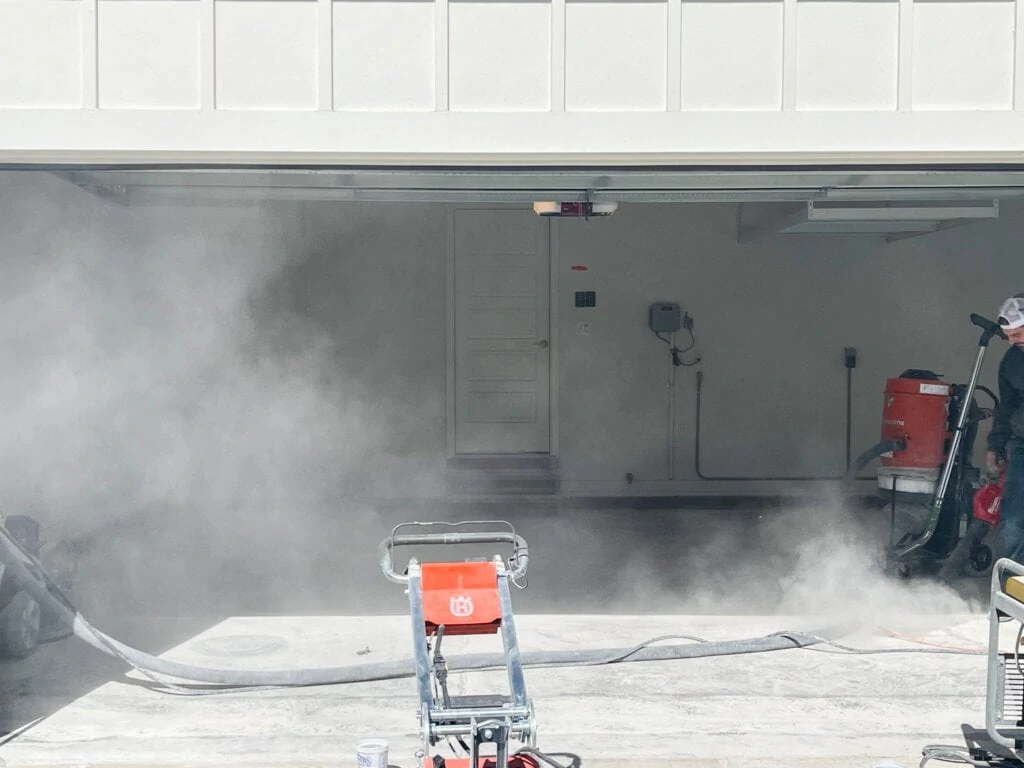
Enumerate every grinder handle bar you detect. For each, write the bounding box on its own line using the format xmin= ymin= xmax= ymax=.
xmin=378 ymin=524 xmax=529 ymax=584
xmin=971 ymin=313 xmax=1008 ymax=342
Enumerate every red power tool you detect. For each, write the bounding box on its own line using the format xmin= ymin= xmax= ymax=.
xmin=974 ymin=471 xmax=1005 ymax=528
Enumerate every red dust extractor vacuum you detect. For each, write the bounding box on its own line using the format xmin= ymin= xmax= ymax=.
xmin=880 ymin=375 xmax=953 ymax=475
xmin=379 ymin=521 xmax=539 ymax=768
xmin=849 ymin=313 xmax=1006 ymax=580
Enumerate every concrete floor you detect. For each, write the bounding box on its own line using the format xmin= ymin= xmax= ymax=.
xmin=0 ymin=500 xmax=1008 ymax=767
xmin=0 ymin=613 xmax=1010 ymax=768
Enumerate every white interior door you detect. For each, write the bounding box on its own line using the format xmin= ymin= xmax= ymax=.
xmin=453 ymin=208 xmax=550 ymax=454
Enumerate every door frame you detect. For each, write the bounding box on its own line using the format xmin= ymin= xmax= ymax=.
xmin=445 ymin=204 xmax=559 ymax=459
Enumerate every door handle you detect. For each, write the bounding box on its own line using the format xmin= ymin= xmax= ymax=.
xmin=534 ymin=340 xmax=549 ymax=349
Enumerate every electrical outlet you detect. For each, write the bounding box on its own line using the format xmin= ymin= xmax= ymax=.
xmin=577 ymin=321 xmax=591 ymax=335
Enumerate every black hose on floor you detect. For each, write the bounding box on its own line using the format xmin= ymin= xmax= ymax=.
xmin=0 ymin=524 xmax=850 ymax=689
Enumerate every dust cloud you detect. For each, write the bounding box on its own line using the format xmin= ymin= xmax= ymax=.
xmin=550 ymin=487 xmax=986 ymax=624
xmin=0 ymin=174 xmax=986 ymax=633
xmin=0 ymin=173 xmax=422 ymax=623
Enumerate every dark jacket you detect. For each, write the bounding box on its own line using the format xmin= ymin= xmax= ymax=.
xmin=988 ymin=345 xmax=1024 ymax=458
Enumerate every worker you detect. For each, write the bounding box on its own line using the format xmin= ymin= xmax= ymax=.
xmin=987 ymin=293 xmax=1024 ymax=563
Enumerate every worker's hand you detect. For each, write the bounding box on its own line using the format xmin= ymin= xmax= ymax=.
xmin=986 ymin=450 xmax=1006 ymax=475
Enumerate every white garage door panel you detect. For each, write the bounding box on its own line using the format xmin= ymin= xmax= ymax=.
xmin=796 ymin=0 xmax=898 ymax=111
xmin=913 ymin=0 xmax=1015 ymax=110
xmin=5 ymin=0 xmax=1024 ymax=162
xmin=216 ymin=1 xmax=320 ymax=110
xmin=99 ymin=0 xmax=202 ymax=110
xmin=566 ymin=0 xmax=667 ymax=111
xmin=0 ymin=1 xmax=83 ymax=108
xmin=333 ymin=1 xmax=435 ymax=110
xmin=681 ymin=1 xmax=783 ymax=110
xmin=449 ymin=2 xmax=551 ymax=111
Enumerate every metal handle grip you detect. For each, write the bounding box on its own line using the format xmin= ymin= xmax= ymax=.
xmin=972 ymin=313 xmax=1008 ymax=341
xmin=992 ymin=557 xmax=1024 ymax=592
xmin=378 ymin=526 xmax=529 ymax=584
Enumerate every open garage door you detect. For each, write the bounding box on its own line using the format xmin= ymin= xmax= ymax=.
xmin=13 ymin=165 xmax=1024 ymax=497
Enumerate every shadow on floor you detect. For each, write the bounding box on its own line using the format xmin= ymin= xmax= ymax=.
xmin=0 ymin=614 xmax=218 ymax=743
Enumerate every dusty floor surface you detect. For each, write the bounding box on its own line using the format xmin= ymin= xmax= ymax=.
xmin=0 ymin=613 xmax=1010 ymax=768
xmin=0 ymin=500 xmax=1007 ymax=767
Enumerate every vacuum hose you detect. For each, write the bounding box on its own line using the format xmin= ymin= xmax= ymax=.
xmin=843 ymin=439 xmax=906 ymax=484
xmin=0 ymin=525 xmax=849 ymax=689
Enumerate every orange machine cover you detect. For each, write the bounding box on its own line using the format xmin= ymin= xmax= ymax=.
xmin=420 ymin=561 xmax=502 ymax=635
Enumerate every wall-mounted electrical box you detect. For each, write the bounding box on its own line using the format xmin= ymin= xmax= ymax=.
xmin=649 ymin=302 xmax=681 ymax=333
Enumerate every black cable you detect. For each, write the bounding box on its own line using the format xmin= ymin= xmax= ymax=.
xmin=672 ymin=344 xmax=701 ymax=367
xmin=514 ymin=747 xmax=583 ymax=768
xmin=651 ymin=326 xmax=700 ymax=367
xmin=774 ymin=631 xmax=983 ymax=657
xmin=524 ymin=633 xmax=710 ymax=667
xmin=975 ymin=385 xmax=999 ymax=407
xmin=674 ymin=327 xmax=697 ymax=356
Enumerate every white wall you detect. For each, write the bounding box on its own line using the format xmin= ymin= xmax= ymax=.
xmin=555 ymin=204 xmax=1022 ymax=492
xmin=0 ymin=172 xmax=1021 ymax=531
xmin=1 ymin=0 xmax=1024 ymax=164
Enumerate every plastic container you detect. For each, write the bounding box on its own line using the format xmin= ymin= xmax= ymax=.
xmin=357 ymin=739 xmax=388 ymax=768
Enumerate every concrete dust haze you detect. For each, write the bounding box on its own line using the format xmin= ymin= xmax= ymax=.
xmin=579 ymin=487 xmax=984 ymax=624
xmin=0 ymin=174 xmax=416 ymax=624
xmin=0 ymin=174 xmax=984 ymax=638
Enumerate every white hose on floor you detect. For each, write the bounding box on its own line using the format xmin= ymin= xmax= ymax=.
xmin=1 ymin=521 xmax=850 ymax=689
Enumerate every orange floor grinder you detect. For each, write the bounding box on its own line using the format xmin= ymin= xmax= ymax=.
xmin=379 ymin=520 xmax=573 ymax=768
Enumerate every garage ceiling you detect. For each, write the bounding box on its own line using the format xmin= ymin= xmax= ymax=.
xmin=43 ymin=167 xmax=1024 ymax=202
xmin=42 ymin=166 xmax=1024 ymax=238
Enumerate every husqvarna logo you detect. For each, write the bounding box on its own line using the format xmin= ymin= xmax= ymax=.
xmin=449 ymin=595 xmax=474 ymax=617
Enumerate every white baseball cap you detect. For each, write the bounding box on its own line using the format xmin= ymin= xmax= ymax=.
xmin=998 ymin=293 xmax=1024 ymax=330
